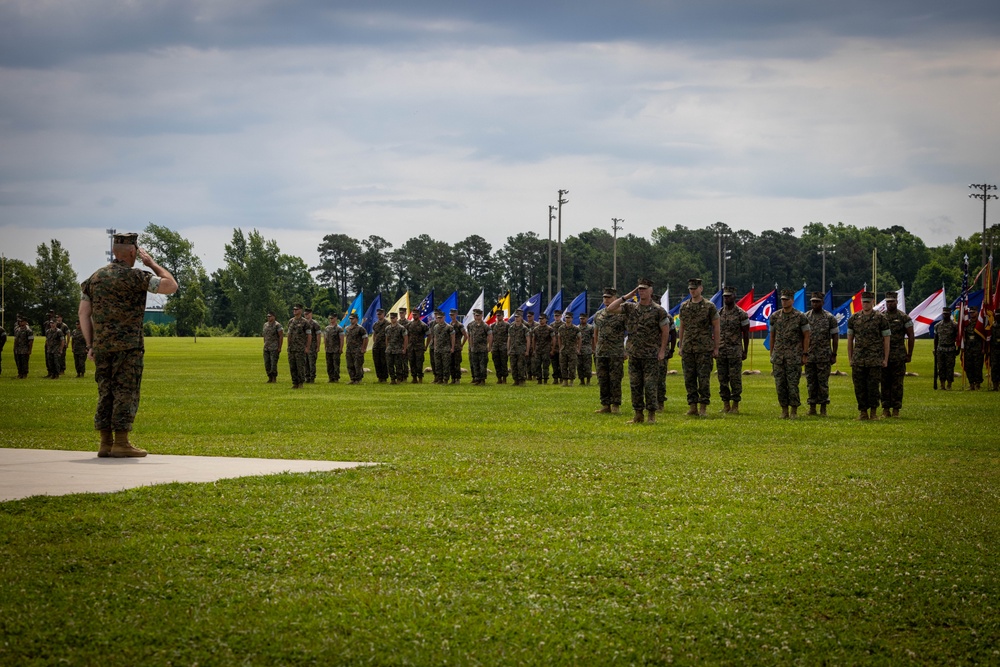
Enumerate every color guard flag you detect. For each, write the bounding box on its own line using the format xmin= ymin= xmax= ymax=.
xmin=486 ymin=291 xmax=510 ymax=324
xmin=544 ymin=290 xmax=563 ymax=321
xmin=517 ymin=292 xmax=542 ymax=319
xmin=360 ymin=293 xmax=382 ymax=334
xmin=736 ymin=288 xmax=754 ymax=311
xmin=908 ymin=287 xmax=946 ymax=338
xmin=340 ymin=292 xmax=364 ymax=328
xmin=387 ymin=292 xmax=409 ymax=318
xmin=438 ymin=291 xmax=459 ymax=323
xmin=414 ymin=290 xmax=435 ymax=322
xmin=565 ymin=290 xmax=588 ymax=324
xmin=462 ymin=290 xmax=485 ymax=327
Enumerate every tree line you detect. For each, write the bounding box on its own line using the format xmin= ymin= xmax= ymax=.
xmin=4 ymin=221 xmax=996 ymax=336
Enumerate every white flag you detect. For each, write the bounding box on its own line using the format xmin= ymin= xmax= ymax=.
xmin=874 ymin=284 xmax=906 ymax=315
xmin=660 ymin=288 xmax=670 ymax=311
xmin=462 ymin=290 xmax=485 ymax=327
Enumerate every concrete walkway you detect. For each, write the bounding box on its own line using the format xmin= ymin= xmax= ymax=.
xmin=0 ymin=448 xmax=374 ymax=502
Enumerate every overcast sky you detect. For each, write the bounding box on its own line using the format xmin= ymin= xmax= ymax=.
xmin=2 ymin=0 xmax=999 ymax=281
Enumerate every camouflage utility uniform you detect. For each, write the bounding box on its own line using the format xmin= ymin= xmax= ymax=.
xmin=622 ymin=302 xmax=669 ymax=413
xmin=532 ymin=324 xmax=553 ymax=382
xmin=384 ymin=321 xmax=408 ymax=382
xmin=508 ymin=320 xmax=530 ymax=384
xmin=557 ymin=321 xmax=580 ymax=382
xmin=594 ymin=309 xmax=626 ymax=408
xmin=717 ymin=305 xmax=749 ymax=403
xmin=848 ymin=310 xmax=889 ymax=412
xmin=577 ymin=319 xmax=594 ymax=383
xmin=431 ymin=320 xmax=454 ymax=383
xmin=769 ymin=308 xmax=810 ymax=408
xmin=933 ymin=319 xmax=958 ymax=387
xmin=262 ymin=319 xmax=283 ymax=381
xmin=324 ymin=322 xmax=343 ymax=382
xmin=656 ymin=317 xmax=677 ymax=409
xmin=44 ymin=325 xmax=65 ymax=378
xmin=466 ymin=320 xmax=490 ymax=384
xmin=881 ymin=309 xmax=913 ymax=410
xmin=490 ymin=318 xmax=510 ymax=382
xmin=80 ymin=260 xmax=162 ymax=432
xmin=679 ymin=299 xmax=719 ymax=406
xmin=286 ymin=315 xmax=309 ymax=386
xmin=804 ymin=308 xmax=839 ymax=406
xmin=13 ymin=323 xmax=34 ymax=377
xmin=963 ymin=324 xmax=985 ymax=387
xmin=71 ymin=325 xmax=88 ymax=376
xmin=344 ymin=322 xmax=368 ymax=383
xmin=371 ymin=318 xmax=389 ymax=382
xmin=550 ymin=319 xmax=564 ymax=382
xmin=305 ymin=316 xmax=322 ymax=382
xmin=450 ymin=320 xmax=465 ymax=382
xmin=406 ymin=318 xmax=429 ymax=381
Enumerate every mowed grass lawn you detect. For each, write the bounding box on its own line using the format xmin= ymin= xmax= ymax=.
xmin=0 ymin=338 xmax=997 ymax=665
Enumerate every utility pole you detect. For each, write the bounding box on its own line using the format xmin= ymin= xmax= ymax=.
xmin=611 ymin=218 xmax=624 ymax=291
xmin=714 ymin=225 xmax=729 ymax=291
xmin=969 ymin=183 xmax=998 ymax=271
xmin=557 ymin=189 xmax=568 ymax=295
xmin=548 ymin=205 xmax=555 ymax=306
xmin=105 ymin=228 xmax=117 ymax=263
xmin=817 ymin=243 xmax=835 ymax=291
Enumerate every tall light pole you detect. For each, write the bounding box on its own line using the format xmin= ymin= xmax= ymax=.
xmin=817 ymin=243 xmax=836 ymax=292
xmin=969 ymin=183 xmax=998 ymax=270
xmin=105 ymin=228 xmax=117 ymax=263
xmin=611 ymin=218 xmax=624 ymax=291
xmin=715 ymin=225 xmax=729 ymax=291
xmin=557 ymin=189 xmax=568 ymax=295
xmin=547 ymin=205 xmax=555 ymax=305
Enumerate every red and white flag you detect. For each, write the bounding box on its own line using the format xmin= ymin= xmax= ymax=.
xmin=908 ymin=287 xmax=946 ymax=338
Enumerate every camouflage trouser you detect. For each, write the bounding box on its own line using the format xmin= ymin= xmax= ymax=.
xmin=964 ymin=351 xmax=984 ymax=385
xmin=804 ymin=361 xmax=831 ymax=405
xmin=596 ymin=357 xmax=624 ymax=406
xmin=682 ymin=351 xmax=714 ymax=405
xmin=852 ymin=364 xmax=881 ymax=411
xmin=326 ymin=352 xmax=341 ymax=382
xmin=772 ymin=356 xmax=802 ymax=407
xmin=15 ymin=353 xmax=30 ymax=376
xmin=535 ymin=349 xmax=551 ymax=380
xmin=937 ymin=350 xmax=956 ymax=385
xmin=577 ymin=352 xmax=593 ymax=383
xmin=629 ymin=357 xmax=659 ymax=412
xmin=372 ymin=347 xmax=388 ymax=381
xmin=387 ymin=353 xmax=407 ymax=381
xmin=551 ymin=350 xmax=562 ymax=381
xmin=288 ymin=350 xmax=306 ymax=385
xmin=529 ymin=352 xmax=538 ymax=379
xmin=59 ymin=348 xmax=67 ymax=374
xmin=45 ymin=351 xmax=60 ymax=377
xmin=433 ymin=350 xmax=451 ymax=382
xmin=263 ymin=349 xmax=280 ymax=379
xmin=306 ymin=349 xmax=319 ymax=381
xmin=491 ymin=350 xmax=508 ymax=380
xmin=347 ymin=350 xmax=365 ymax=383
xmin=470 ymin=350 xmax=488 ymax=382
xmin=657 ymin=357 xmax=668 ymax=407
xmin=716 ymin=355 xmax=743 ymax=402
xmin=94 ymin=348 xmax=144 ymax=432
xmin=559 ymin=351 xmax=577 ymax=381
xmin=451 ymin=349 xmax=463 ymax=381
xmin=880 ymin=359 xmax=906 ymax=409
xmin=74 ymin=352 xmax=87 ymax=376
xmin=408 ymin=348 xmax=426 ymax=380
xmin=510 ymin=352 xmax=528 ymax=383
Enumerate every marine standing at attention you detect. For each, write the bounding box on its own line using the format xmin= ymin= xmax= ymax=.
xmin=465 ymin=309 xmax=491 ymax=386
xmin=606 ymin=278 xmax=669 ymax=424
xmin=79 ymin=232 xmax=178 ymax=457
xmin=507 ymin=310 xmax=530 ymax=385
xmin=406 ymin=311 xmax=429 ymax=383
xmin=344 ymin=312 xmax=369 ymax=384
xmin=880 ymin=290 xmax=914 ymax=417
xmin=490 ymin=312 xmax=510 ymax=384
xmin=576 ymin=311 xmax=594 ymax=385
xmin=285 ymin=304 xmax=309 ymax=389
xmin=677 ymin=278 xmax=720 ymax=416
xmin=768 ymin=289 xmax=811 ymax=419
xmin=593 ymin=288 xmax=626 ymax=414
xmin=70 ymin=321 xmax=88 ymax=378
xmin=933 ymin=307 xmax=957 ymax=390
xmin=262 ymin=311 xmax=284 ymax=383
xmin=716 ymin=286 xmax=749 ymax=414
xmin=12 ymin=315 xmax=34 ymax=379
xmin=847 ymin=292 xmax=890 ymax=420
xmin=804 ymin=292 xmax=839 ymax=416
xmin=324 ymin=313 xmax=344 ymax=383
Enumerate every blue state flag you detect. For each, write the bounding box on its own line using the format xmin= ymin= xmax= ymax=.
xmin=544 ymin=290 xmax=563 ymax=321
xmin=832 ymin=296 xmax=853 ymax=336
xmin=709 ymin=290 xmax=723 ymax=310
xmin=588 ymin=303 xmax=604 ymax=324
xmin=360 ymin=293 xmax=382 ymax=334
xmin=340 ymin=292 xmax=364 ymax=329
xmin=823 ymin=287 xmax=833 ymax=312
xmin=565 ymin=290 xmax=588 ymax=324
xmin=669 ymin=294 xmax=690 ymax=317
xmin=749 ymin=290 xmax=778 ymax=350
xmin=517 ymin=292 xmax=543 ymax=319
xmin=793 ymin=285 xmax=807 ymax=312
xmin=438 ymin=291 xmax=459 ymax=323
xmin=415 ymin=290 xmax=435 ymax=322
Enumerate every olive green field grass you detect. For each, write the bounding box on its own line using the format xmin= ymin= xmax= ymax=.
xmin=0 ymin=338 xmax=997 ymax=665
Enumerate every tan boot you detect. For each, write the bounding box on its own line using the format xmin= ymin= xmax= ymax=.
xmin=722 ymin=400 xmax=731 ymax=413
xmin=869 ymin=408 xmax=879 ymax=420
xmin=686 ymin=404 xmax=698 ymax=416
xmin=730 ymin=401 xmax=740 ymax=415
xmin=858 ymin=411 xmax=869 ymax=421
xmin=630 ymin=410 xmax=645 ymax=424
xmin=882 ymin=407 xmax=891 ymax=419
xmin=698 ymin=404 xmax=707 ymax=417
xmin=646 ymin=410 xmax=656 ymax=424
xmin=610 ymin=405 xmax=620 ymax=414
xmin=111 ymin=431 xmax=148 ymax=458
xmin=820 ymin=404 xmax=827 ymax=417
xmin=790 ymin=406 xmax=798 ymax=419
xmin=781 ymin=406 xmax=789 ymax=419
xmin=892 ymin=408 xmax=899 ymax=418
xmin=595 ymin=405 xmax=611 ymax=413
xmin=98 ymin=430 xmax=113 ymax=458
xmin=807 ymin=405 xmax=817 ymax=416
